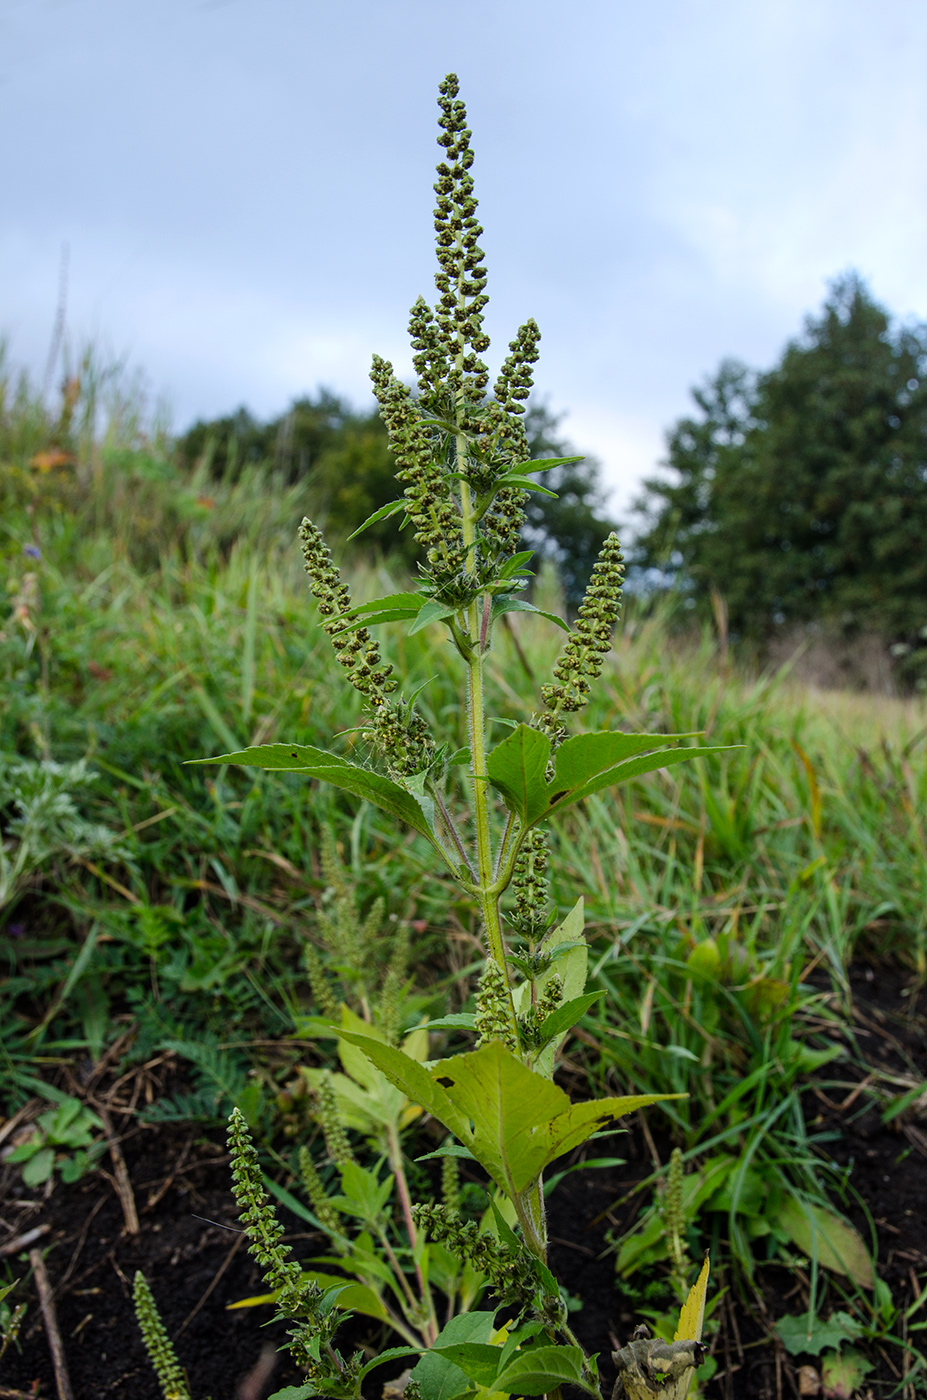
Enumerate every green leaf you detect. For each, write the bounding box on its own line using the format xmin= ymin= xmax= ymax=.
xmin=346 ymin=499 xmax=408 ymax=540
xmin=498 ymin=549 xmax=536 ymax=577
xmin=358 ymin=1346 xmax=424 ymax=1381
xmin=508 ymin=455 xmax=584 ymax=474
xmin=484 ymin=726 xmax=736 ymax=828
xmin=547 ymin=744 xmax=742 ymax=816
xmin=429 ymin=1041 xmax=673 ymax=1194
xmin=882 ymin=1080 xmax=927 ymax=1123
xmin=409 ymin=1311 xmax=499 ymax=1400
xmin=779 ymin=1197 xmax=874 ymax=1288
xmin=409 ymin=600 xmax=460 ymax=635
xmin=429 ymin=1342 xmax=505 ymax=1388
xmin=331 ymin=1162 xmax=394 ymax=1223
xmin=21 ymin=1147 xmax=56 ymax=1186
xmin=495 ymin=1344 xmax=589 ymax=1396
xmin=551 ymin=731 xmax=695 ymax=792
xmin=186 ymin=744 xmax=439 ymax=846
xmin=497 ymin=1322 xmax=546 ymax=1372
xmin=489 ymin=1198 xmax=521 ymax=1251
xmin=775 ymin=1310 xmax=862 ymax=1357
xmin=329 ymin=607 xmax=423 ymax=634
xmin=188 ymin=741 xmax=349 ymax=771
xmin=496 ymin=473 xmax=559 ymax=496
xmin=535 ymin=990 xmax=605 ymax=1047
xmin=341 ymin=1034 xmax=679 ymax=1197
xmin=423 ymin=1013 xmax=477 ymax=1032
xmin=415 ymin=1143 xmax=477 ymax=1163
xmin=328 ymin=591 xmax=425 ymax=633
xmin=491 ymin=597 xmax=571 ymax=633
xmin=344 ymin=591 xmax=424 ymax=615
xmin=486 ymin=726 xmax=552 ymax=824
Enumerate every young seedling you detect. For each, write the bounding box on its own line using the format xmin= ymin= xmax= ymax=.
xmin=187 ymin=73 xmax=733 ymax=1400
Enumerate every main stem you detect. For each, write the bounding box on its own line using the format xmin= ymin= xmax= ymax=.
xmin=459 ymin=443 xmax=515 ymax=1003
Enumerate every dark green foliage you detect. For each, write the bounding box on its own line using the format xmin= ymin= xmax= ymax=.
xmin=180 ymin=390 xmax=404 ymax=554
xmin=521 ymin=404 xmax=617 ymax=607
xmin=178 ymin=394 xmax=614 ymax=597
xmin=634 ymin=274 xmax=927 ymax=671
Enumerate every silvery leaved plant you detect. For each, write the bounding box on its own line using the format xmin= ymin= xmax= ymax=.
xmin=136 ymin=74 xmax=724 ymax=1400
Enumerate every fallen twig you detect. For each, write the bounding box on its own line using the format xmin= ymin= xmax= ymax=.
xmin=95 ymin=1106 xmax=139 ymax=1234
xmin=29 ymin=1247 xmax=74 ymax=1400
xmin=0 ymin=1223 xmax=50 ymax=1259
xmin=0 ymin=1100 xmax=42 ymax=1153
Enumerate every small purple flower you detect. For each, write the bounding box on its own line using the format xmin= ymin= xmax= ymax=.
xmin=22 ymin=544 xmax=41 ymax=560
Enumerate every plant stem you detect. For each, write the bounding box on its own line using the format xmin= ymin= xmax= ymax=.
xmin=388 ymin=1124 xmax=438 ymax=1344
xmin=459 ymin=446 xmax=520 ymax=1052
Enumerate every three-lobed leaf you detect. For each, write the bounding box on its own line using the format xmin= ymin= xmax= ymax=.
xmin=339 ymin=1034 xmax=678 ymax=1197
xmin=486 ymin=725 xmax=741 ymax=827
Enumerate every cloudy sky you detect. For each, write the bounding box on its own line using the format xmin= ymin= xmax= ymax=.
xmin=3 ymin=0 xmax=927 ymax=516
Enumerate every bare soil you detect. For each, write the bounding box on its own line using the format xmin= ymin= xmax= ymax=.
xmin=2 ymin=964 xmax=925 ymax=1400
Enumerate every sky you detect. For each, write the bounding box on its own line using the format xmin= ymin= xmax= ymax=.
xmin=3 ymin=0 xmax=927 ymax=519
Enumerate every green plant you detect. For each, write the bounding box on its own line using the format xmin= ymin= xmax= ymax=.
xmin=184 ymin=74 xmax=733 ymax=1400
xmin=228 ymin=834 xmax=476 ymax=1349
xmin=0 ymin=1279 xmax=26 ymax=1364
xmin=0 ymin=753 xmax=118 ymax=912
xmin=133 ymin=1271 xmax=195 ymax=1400
xmin=632 ymin=273 xmax=927 ymax=682
xmin=6 ymin=1094 xmax=105 ymax=1186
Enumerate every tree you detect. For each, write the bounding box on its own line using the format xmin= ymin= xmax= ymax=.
xmin=634 ymin=275 xmax=927 ymax=659
xmin=521 ymin=402 xmax=617 ymax=606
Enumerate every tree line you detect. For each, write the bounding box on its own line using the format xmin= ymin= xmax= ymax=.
xmin=179 ymin=397 xmax=616 ymax=606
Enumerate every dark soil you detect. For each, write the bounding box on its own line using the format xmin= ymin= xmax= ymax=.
xmin=2 ymin=965 xmax=925 ymax=1400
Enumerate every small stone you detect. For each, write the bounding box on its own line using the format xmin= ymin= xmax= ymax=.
xmin=798 ymin=1364 xmax=821 ymax=1395
xmin=382 ymin=1368 xmax=414 ymax=1399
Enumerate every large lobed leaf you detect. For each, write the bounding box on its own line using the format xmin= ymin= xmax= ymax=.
xmin=486 ymin=726 xmax=739 ymax=827
xmin=339 ymin=1034 xmax=678 ymax=1197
